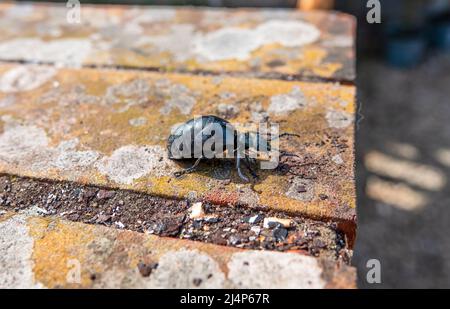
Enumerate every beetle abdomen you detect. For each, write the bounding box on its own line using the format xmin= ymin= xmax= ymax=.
xmin=167 ymin=115 xmax=236 ymax=160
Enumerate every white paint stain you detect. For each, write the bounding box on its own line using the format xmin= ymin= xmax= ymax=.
xmin=0 ymin=66 xmax=56 ymax=93
xmin=227 ymin=251 xmax=325 ymax=289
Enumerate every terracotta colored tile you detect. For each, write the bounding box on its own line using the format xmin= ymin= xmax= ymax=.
xmin=0 ymin=2 xmax=355 ymax=82
xmin=0 ymin=211 xmax=356 ymax=288
xmin=0 ymin=64 xmax=356 ymax=232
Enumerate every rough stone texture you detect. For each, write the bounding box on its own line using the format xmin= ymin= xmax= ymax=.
xmin=0 ymin=63 xmax=356 ymax=236
xmin=0 ymin=3 xmax=357 ymax=289
xmin=0 ymin=175 xmax=348 ymax=259
xmin=0 ymin=211 xmax=356 ymax=288
xmin=227 ymin=251 xmax=325 ymax=288
xmin=0 ymin=213 xmax=43 ymax=289
xmin=0 ymin=2 xmax=355 ymax=82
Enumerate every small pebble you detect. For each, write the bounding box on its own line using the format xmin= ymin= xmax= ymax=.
xmin=193 ymin=278 xmax=202 ymax=287
xmin=250 ymin=226 xmax=261 ymax=235
xmin=204 ymin=216 xmax=219 ymax=223
xmin=319 ymin=194 xmax=328 ymax=200
xmin=229 ymin=235 xmax=241 ymax=245
xmin=189 ymin=202 xmax=205 ymax=219
xmin=273 ymin=227 xmax=288 ymax=241
xmin=115 ymin=221 xmax=125 ymax=229
xmin=247 ymin=214 xmax=264 ymax=224
xmin=263 ymin=217 xmax=293 ymax=229
xmin=97 ymin=190 xmax=115 ymax=200
xmin=137 ymin=262 xmax=158 ymax=277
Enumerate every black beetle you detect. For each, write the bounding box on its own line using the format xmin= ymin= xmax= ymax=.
xmin=167 ymin=115 xmax=263 ymax=181
xmin=167 ymin=115 xmax=297 ymax=182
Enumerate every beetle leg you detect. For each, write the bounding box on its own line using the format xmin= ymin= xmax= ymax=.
xmin=236 ymin=156 xmax=249 ymax=182
xmin=279 ymin=151 xmax=301 ymax=159
xmin=244 ymin=156 xmax=259 ymax=180
xmin=174 ymin=157 xmax=203 ymax=178
xmin=279 ymin=132 xmax=300 ymax=138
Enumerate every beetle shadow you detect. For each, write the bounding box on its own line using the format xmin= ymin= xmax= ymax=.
xmin=171 ymin=158 xmax=275 ymax=185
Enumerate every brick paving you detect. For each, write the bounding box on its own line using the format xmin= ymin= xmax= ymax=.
xmin=0 ymin=2 xmax=357 ymax=288
xmin=0 ymin=2 xmax=355 ymax=82
xmin=0 ymin=210 xmax=355 ymax=288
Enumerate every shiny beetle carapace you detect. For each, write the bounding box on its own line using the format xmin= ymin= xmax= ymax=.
xmin=167 ymin=115 xmax=274 ymax=182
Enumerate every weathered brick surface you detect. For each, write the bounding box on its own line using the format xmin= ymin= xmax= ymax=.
xmin=0 ymin=2 xmax=357 ymax=289
xmin=0 ymin=211 xmax=356 ymax=289
xmin=0 ymin=63 xmax=356 ymax=234
xmin=0 ymin=2 xmax=355 ymax=82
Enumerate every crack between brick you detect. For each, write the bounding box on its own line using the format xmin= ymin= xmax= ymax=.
xmin=0 ymin=59 xmax=355 ymax=86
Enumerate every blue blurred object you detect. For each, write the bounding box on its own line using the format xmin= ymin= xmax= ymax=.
xmin=428 ymin=12 xmax=450 ymax=50
xmin=385 ymin=29 xmax=426 ymax=69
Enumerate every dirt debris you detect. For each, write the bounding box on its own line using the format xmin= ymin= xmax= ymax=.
xmin=0 ymin=174 xmax=349 ymax=261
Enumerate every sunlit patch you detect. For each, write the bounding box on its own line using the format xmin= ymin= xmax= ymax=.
xmin=435 ymin=148 xmax=450 ymax=167
xmin=366 ymin=176 xmax=428 ymax=211
xmin=386 ymin=142 xmax=420 ymax=160
xmin=365 ymin=151 xmax=446 ymax=191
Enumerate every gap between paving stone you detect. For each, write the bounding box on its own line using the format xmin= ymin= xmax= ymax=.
xmin=0 ymin=174 xmax=352 ymax=264
xmin=0 ymin=59 xmax=355 ymax=86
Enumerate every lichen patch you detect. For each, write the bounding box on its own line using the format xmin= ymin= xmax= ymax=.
xmin=227 ymin=251 xmax=325 ymax=288
xmin=104 ymin=79 xmax=151 ymax=111
xmin=0 ymin=123 xmax=49 ymax=162
xmin=0 ymin=95 xmax=16 ymax=108
xmin=194 ymin=20 xmax=320 ymax=61
xmin=268 ymin=86 xmax=306 ymax=115
xmin=129 ymin=117 xmax=148 ymax=127
xmin=286 ymin=178 xmax=315 ymax=202
xmin=256 ymin=20 xmax=321 ymax=47
xmin=195 ymin=28 xmax=262 ymax=62
xmin=0 ymin=123 xmax=99 ymax=173
xmin=137 ymin=24 xmax=197 ymax=62
xmin=0 ymin=66 xmax=56 ymax=93
xmin=0 ymin=38 xmax=92 ymax=67
xmin=53 ymin=139 xmax=99 ymax=170
xmin=159 ymin=83 xmax=197 ymax=115
xmin=96 ymin=145 xmax=176 ymax=185
xmin=148 ymin=249 xmax=226 ymax=288
xmin=0 ymin=214 xmax=44 ymax=288
xmin=325 ymin=110 xmax=354 ymax=129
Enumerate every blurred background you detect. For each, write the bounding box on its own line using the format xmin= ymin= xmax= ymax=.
xmin=20 ymin=0 xmax=450 ymax=288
